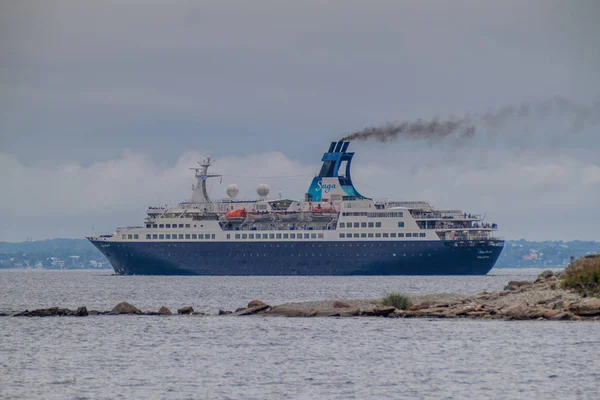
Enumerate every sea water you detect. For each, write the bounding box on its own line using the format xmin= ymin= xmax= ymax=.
xmin=1 ymin=269 xmax=598 ymax=400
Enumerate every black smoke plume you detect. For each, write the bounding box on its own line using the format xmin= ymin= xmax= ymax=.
xmin=341 ymin=98 xmax=600 ymax=143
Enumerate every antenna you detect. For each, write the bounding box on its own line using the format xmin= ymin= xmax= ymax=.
xmin=190 ymin=156 xmax=222 ymax=203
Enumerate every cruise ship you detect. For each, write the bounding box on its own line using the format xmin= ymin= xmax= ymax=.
xmin=88 ymin=141 xmax=504 ymax=275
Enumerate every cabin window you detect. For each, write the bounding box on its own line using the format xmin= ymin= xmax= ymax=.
xmin=134 ymin=234 xmax=139 ymax=239
xmin=375 ymin=233 xmax=381 ymax=238
xmin=353 ymin=222 xmax=359 ymax=228
xmin=283 ymin=233 xmax=289 ymax=239
xmin=304 ymin=233 xmax=310 ymax=239
xmin=211 ymin=234 xmax=215 ymax=239
xmin=339 ymin=222 xmax=345 ymax=228
xmin=290 ymin=233 xmax=296 ymax=239
xmin=146 ymin=224 xmax=151 ymax=229
xmin=340 ymin=233 xmax=345 ymax=238
xmin=127 ymin=234 xmax=132 ymax=239
xmin=166 ymin=234 xmax=171 ymax=239
xmin=390 ymin=233 xmax=397 ymax=238
xmin=420 ymin=233 xmax=426 ymax=237
xmin=383 ymin=233 xmax=389 ymax=238
xmin=242 ymin=234 xmax=247 ymax=239
xmin=249 ymin=234 xmax=254 ymax=239
xmin=318 ymin=233 xmax=324 ymax=238
xmin=159 ymin=224 xmax=164 ymax=228
xmin=179 ymin=234 xmax=184 ymax=239
xmin=235 ymin=234 xmax=240 ymax=239
xmin=353 ymin=233 xmax=359 ymax=238
xmin=152 ymin=234 xmax=158 ymax=239
xmin=185 ymin=224 xmax=190 ymax=228
xmin=398 ymin=222 xmax=405 ymax=228
xmin=192 ymin=234 xmax=198 ymax=239
xmin=276 ymin=234 xmax=282 ymax=239
xmin=159 ymin=234 xmax=164 ymax=239
xmin=399 ymin=233 xmax=405 ymax=238
xmin=367 ymin=233 xmax=374 ymax=238
xmin=153 ymin=224 xmax=157 ymax=228
xmin=270 ymin=234 xmax=275 ymax=239
xmin=375 ymin=222 xmax=382 ymax=228
xmin=368 ymin=222 xmax=374 ymax=228
xmin=185 ymin=234 xmax=191 ymax=239
xmin=198 ymin=234 xmax=204 ymax=239
xmin=146 ymin=234 xmax=151 ymax=239
xmin=361 ymin=222 xmax=367 ymax=228
xmin=361 ymin=233 xmax=367 ymax=238
xmin=311 ymin=233 xmax=316 ymax=239
xmin=226 ymin=234 xmax=230 ymax=239
xmin=166 ymin=224 xmax=171 ymax=228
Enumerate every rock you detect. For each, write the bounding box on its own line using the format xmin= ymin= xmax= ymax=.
xmin=88 ymin=310 xmax=100 ymax=315
xmin=333 ymin=301 xmax=352 ymax=309
xmin=549 ymin=311 xmax=575 ymax=321
xmin=504 ymin=281 xmax=533 ymax=291
xmin=74 ymin=306 xmax=88 ymax=317
xmin=543 ymin=309 xmax=561 ymax=319
xmin=14 ymin=307 xmax=73 ymax=317
xmin=177 ymin=306 xmax=194 ymax=315
xmin=234 ymin=304 xmax=271 ymax=316
xmin=328 ymin=313 xmax=341 ymax=317
xmin=158 ymin=306 xmax=172 ymax=315
xmin=502 ymin=305 xmax=545 ymax=320
xmin=568 ymin=298 xmax=600 ymax=317
xmin=537 ymin=270 xmax=555 ymax=280
xmin=267 ymin=306 xmax=317 ymax=317
xmin=247 ymin=299 xmax=266 ymax=308
xmin=218 ymin=309 xmax=232 ymax=315
xmin=111 ymin=302 xmax=142 ymax=315
xmin=143 ymin=311 xmax=160 ymax=316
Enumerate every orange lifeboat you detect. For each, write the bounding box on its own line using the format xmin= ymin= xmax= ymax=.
xmin=226 ymin=209 xmax=247 ymax=219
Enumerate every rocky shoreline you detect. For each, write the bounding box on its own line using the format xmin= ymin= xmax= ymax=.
xmin=3 ymin=270 xmax=600 ymax=320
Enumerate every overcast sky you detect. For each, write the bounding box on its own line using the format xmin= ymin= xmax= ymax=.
xmin=1 ymin=1 xmax=599 ymax=242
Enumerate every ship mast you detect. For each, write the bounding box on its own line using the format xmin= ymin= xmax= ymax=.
xmin=190 ymin=156 xmax=221 ymax=203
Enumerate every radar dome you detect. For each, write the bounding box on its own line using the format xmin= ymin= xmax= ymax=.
xmin=226 ymin=184 xmax=240 ymax=199
xmin=257 ymin=183 xmax=270 ymax=198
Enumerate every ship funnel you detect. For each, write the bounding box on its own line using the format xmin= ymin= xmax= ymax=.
xmin=305 ymin=141 xmax=367 ymax=202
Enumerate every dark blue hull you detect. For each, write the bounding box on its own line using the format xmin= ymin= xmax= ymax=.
xmin=90 ymin=239 xmax=503 ymax=275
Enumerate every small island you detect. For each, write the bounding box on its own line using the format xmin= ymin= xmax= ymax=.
xmin=6 ymin=255 xmax=600 ymax=321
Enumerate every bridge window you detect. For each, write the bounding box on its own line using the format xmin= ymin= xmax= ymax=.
xmin=146 ymin=224 xmax=151 ymax=228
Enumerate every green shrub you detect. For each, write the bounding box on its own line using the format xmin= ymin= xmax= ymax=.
xmin=560 ymin=254 xmax=600 ymax=297
xmin=381 ymin=292 xmax=412 ymax=310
